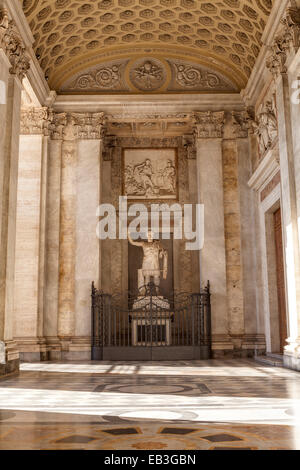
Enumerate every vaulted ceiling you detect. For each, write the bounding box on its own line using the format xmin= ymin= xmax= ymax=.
xmin=21 ymin=0 xmax=273 ymax=93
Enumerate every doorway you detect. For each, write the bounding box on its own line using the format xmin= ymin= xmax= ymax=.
xmin=274 ymin=208 xmax=287 ymax=353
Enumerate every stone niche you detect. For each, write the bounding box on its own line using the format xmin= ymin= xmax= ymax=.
xmin=100 ymin=135 xmax=200 ymax=297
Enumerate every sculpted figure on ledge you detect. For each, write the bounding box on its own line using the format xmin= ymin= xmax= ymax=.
xmin=253 ymin=100 xmax=278 ymax=157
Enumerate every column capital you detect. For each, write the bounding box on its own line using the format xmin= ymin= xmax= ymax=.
xmin=193 ymin=111 xmax=225 ymax=139
xmin=20 ymin=107 xmax=51 ymax=136
xmin=0 ymin=8 xmax=30 ymax=81
xmin=266 ymin=7 xmax=300 ymax=78
xmin=49 ymin=112 xmax=107 ymax=141
xmin=76 ymin=112 xmax=107 ymax=140
xmin=228 ymin=110 xmax=254 ymax=139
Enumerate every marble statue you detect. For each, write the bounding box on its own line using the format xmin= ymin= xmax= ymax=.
xmin=128 ymin=230 xmax=168 ymax=294
xmin=253 ymin=100 xmax=278 ymax=157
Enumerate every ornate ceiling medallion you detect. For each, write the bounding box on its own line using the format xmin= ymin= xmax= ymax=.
xmin=129 ymin=58 xmax=167 ymax=91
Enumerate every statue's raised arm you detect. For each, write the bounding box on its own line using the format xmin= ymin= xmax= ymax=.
xmin=128 ymin=230 xmax=144 ymax=247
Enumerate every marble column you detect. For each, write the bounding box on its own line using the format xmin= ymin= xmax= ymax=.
xmin=222 ymin=133 xmax=245 ymax=342
xmin=275 ymin=72 xmax=300 ymax=369
xmin=223 ymin=112 xmax=263 ymax=354
xmin=72 ymin=114 xmax=105 ymax=359
xmin=13 ymin=108 xmax=50 ymax=361
xmin=44 ymin=134 xmax=63 ymax=359
xmin=194 ymin=111 xmax=231 ymax=357
xmin=0 ymin=7 xmax=30 ymax=374
xmin=57 ymin=115 xmax=78 ymax=348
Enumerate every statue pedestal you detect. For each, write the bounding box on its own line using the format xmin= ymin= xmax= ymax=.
xmin=131 ymin=296 xmax=171 ymax=346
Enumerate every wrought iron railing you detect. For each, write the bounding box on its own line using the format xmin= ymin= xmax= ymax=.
xmin=91 ymin=281 xmax=211 ymax=361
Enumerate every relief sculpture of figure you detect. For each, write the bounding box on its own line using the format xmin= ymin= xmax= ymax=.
xmin=163 ymin=159 xmax=176 ymax=193
xmin=133 ymin=159 xmax=156 ymax=196
xmin=128 ymin=230 xmax=168 ymax=295
xmin=253 ymin=100 xmax=278 ymax=157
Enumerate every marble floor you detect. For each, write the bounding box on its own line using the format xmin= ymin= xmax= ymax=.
xmin=0 ymin=359 xmax=300 ymax=450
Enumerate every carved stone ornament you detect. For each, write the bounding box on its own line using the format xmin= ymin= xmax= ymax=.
xmin=266 ymin=8 xmax=300 ymax=77
xmin=183 ymin=135 xmax=196 ymax=160
xmin=49 ymin=112 xmax=107 ymax=140
xmin=70 ymin=65 xmax=122 ymax=90
xmin=76 ymin=113 xmax=107 ymax=140
xmin=252 ymin=100 xmax=278 ymax=158
xmin=231 ymin=111 xmax=254 ymax=139
xmin=193 ymin=111 xmax=225 ymax=139
xmin=61 ymin=57 xmax=238 ymax=93
xmin=0 ymin=8 xmax=30 ymax=80
xmin=103 ymin=135 xmax=117 ymax=161
xmin=171 ymin=61 xmax=236 ymax=91
xmin=20 ymin=107 xmax=51 ymax=135
xmin=130 ymin=58 xmax=166 ymax=91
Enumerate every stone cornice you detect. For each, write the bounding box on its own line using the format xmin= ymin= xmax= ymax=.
xmin=52 ymin=94 xmax=245 ymax=115
xmin=248 ymin=147 xmax=280 ymax=192
xmin=0 ymin=7 xmax=30 ymax=81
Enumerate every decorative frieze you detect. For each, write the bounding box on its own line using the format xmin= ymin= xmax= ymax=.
xmin=61 ymin=56 xmax=237 ymax=93
xmin=193 ymin=111 xmax=225 ymax=139
xmin=0 ymin=8 xmax=30 ymax=80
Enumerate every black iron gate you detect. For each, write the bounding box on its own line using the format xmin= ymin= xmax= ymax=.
xmin=91 ymin=282 xmax=211 ymax=361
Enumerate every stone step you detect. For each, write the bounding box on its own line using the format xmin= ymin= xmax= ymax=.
xmin=254 ymin=355 xmax=284 ymax=367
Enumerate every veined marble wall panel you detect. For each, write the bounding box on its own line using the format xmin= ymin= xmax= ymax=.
xmin=289 ymin=68 xmax=300 ymax=253
xmin=0 ymin=51 xmax=10 ymax=273
xmin=196 ymin=139 xmax=228 ymax=336
xmin=44 ymin=140 xmax=61 ymax=338
xmin=14 ymin=135 xmax=43 ymax=338
xmin=75 ymin=140 xmax=101 ymax=337
xmin=1 ymin=76 xmax=22 ymax=343
xmin=236 ymin=138 xmax=258 ymax=335
xmin=222 ymin=139 xmax=244 ymax=337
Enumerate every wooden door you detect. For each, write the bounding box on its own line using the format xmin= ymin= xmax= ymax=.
xmin=274 ymin=208 xmax=288 ymax=353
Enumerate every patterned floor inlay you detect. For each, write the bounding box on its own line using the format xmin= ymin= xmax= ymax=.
xmin=55 ymin=435 xmax=97 ymax=444
xmin=160 ymin=428 xmax=197 ymax=435
xmin=103 ymin=428 xmax=140 ymax=436
xmin=202 ymin=434 xmax=244 ymax=442
xmin=0 ymin=359 xmax=300 ymax=449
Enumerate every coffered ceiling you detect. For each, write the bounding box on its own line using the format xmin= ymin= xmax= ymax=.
xmin=20 ymin=0 xmax=273 ymax=93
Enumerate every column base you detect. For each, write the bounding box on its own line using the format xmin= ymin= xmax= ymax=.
xmin=0 ymin=341 xmax=19 ymax=377
xmin=283 ymin=339 xmax=300 ymax=371
xmin=15 ymin=337 xmax=48 ymax=362
xmin=0 ymin=358 xmax=19 ymax=377
xmin=212 ymin=334 xmax=266 ymax=359
xmin=16 ymin=337 xmax=92 ymax=362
